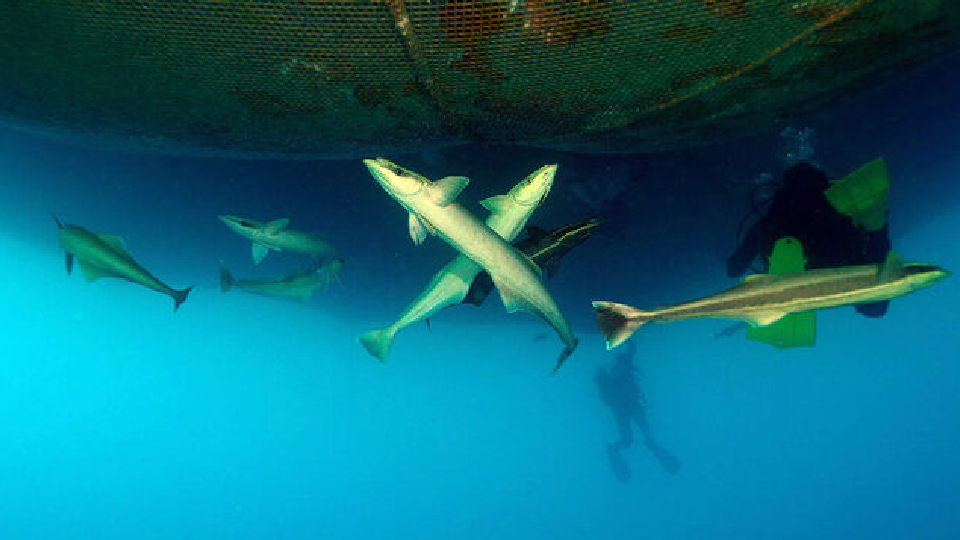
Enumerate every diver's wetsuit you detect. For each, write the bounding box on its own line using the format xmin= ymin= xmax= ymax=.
xmin=727 ymin=162 xmax=892 ymax=317
xmin=595 ymin=342 xmax=680 ymax=481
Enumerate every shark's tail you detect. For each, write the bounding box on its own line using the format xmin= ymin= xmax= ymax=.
xmin=219 ymin=261 xmax=234 ymax=293
xmin=550 ymin=337 xmax=579 ymax=375
xmin=592 ymin=301 xmax=654 ymax=350
xmin=359 ymin=327 xmax=397 ymax=363
xmin=172 ymin=286 xmax=193 ymax=312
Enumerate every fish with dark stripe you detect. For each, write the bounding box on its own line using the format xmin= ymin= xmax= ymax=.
xmin=593 ymin=253 xmax=948 ymax=349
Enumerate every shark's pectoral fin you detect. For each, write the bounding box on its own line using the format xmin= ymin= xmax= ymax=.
xmin=480 ymin=195 xmax=512 ymax=215
xmin=429 ymin=176 xmax=469 ymax=206
xmin=264 ymin=218 xmax=290 ymax=235
xmin=408 ymin=213 xmax=435 ymax=245
xmin=77 ymin=259 xmax=114 ymax=282
xmin=745 ymin=309 xmax=789 ymax=327
xmin=252 ymin=243 xmax=269 ymax=264
xmin=97 ymin=233 xmax=130 ymax=255
xmin=65 ymin=253 xmax=74 ymax=275
xmin=492 ymin=276 xmax=534 ymax=314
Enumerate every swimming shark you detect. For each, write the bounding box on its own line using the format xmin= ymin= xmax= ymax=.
xmin=462 ymin=218 xmax=600 ymax=307
xmin=53 ymin=214 xmax=192 ymax=311
xmin=364 ymin=158 xmax=578 ymax=372
xmin=220 ymin=258 xmax=344 ymax=302
xmin=359 ymin=164 xmax=557 ymax=362
xmin=218 ymin=215 xmax=339 ymax=265
xmin=592 ymin=253 xmax=949 ymax=349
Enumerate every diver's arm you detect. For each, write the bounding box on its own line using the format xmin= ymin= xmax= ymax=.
xmin=727 ymin=219 xmax=764 ymax=277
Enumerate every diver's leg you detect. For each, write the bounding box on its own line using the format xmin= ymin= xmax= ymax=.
xmin=615 ymin=414 xmax=634 ymax=450
xmin=634 ymin=408 xmax=681 ymax=474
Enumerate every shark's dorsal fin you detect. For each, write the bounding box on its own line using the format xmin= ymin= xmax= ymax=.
xmin=480 ymin=194 xmax=512 ymax=215
xmin=264 ymin=218 xmax=290 ymax=235
xmin=97 ymin=233 xmax=128 ymax=254
xmin=879 ymin=252 xmax=905 ymax=283
xmin=429 ymin=176 xmax=469 ymax=206
xmin=78 ymin=259 xmax=115 ymax=282
xmin=408 ymin=212 xmax=437 ymax=245
xmin=252 ymin=242 xmax=269 ymax=264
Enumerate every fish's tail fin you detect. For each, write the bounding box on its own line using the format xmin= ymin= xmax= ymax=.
xmin=591 ymin=301 xmax=653 ymax=349
xmin=219 ymin=261 xmax=233 ymax=293
xmin=172 ymin=286 xmax=193 ymax=312
xmin=550 ymin=337 xmax=579 ymax=375
xmin=359 ymin=327 xmax=397 ymax=363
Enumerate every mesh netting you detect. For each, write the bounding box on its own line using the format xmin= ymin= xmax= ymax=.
xmin=0 ymin=1 xmax=956 ymax=157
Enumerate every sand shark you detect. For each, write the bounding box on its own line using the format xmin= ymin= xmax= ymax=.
xmin=364 ymin=158 xmax=578 ymax=372
xmin=593 ymin=253 xmax=949 ymax=349
xmin=359 ymin=164 xmax=557 ymax=362
xmin=53 ymin=214 xmax=192 ymax=311
xmin=218 ymin=215 xmax=338 ymax=265
xmin=220 ymin=258 xmax=344 ymax=302
xmin=462 ymin=218 xmax=600 ymax=307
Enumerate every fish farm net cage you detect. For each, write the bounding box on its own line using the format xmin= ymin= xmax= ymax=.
xmin=0 ymin=1 xmax=957 ymax=157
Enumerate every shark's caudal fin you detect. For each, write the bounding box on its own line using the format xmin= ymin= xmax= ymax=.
xmin=219 ymin=262 xmax=234 ymax=293
xmin=172 ymin=286 xmax=193 ymax=312
xmin=591 ymin=301 xmax=653 ymax=349
xmin=359 ymin=327 xmax=397 ymax=363
xmin=550 ymin=338 xmax=579 ymax=375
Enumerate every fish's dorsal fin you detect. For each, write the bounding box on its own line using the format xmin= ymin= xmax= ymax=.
xmin=97 ymin=233 xmax=128 ymax=254
xmin=252 ymin=242 xmax=269 ymax=264
xmin=78 ymin=259 xmax=114 ymax=282
xmin=480 ymin=194 xmax=512 ymax=215
xmin=745 ymin=309 xmax=789 ymax=327
xmin=525 ymin=225 xmax=548 ymax=241
xmin=264 ymin=218 xmax=290 ymax=235
xmin=429 ymin=176 xmax=469 ymax=206
xmin=521 ymin=252 xmax=542 ymax=277
xmin=408 ymin=212 xmax=436 ymax=245
xmin=879 ymin=252 xmax=905 ymax=283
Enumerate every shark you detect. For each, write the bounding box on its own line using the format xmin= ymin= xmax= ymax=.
xmin=220 ymin=258 xmax=344 ymax=302
xmin=359 ymin=164 xmax=557 ymax=362
xmin=363 ymin=158 xmax=578 ymax=372
xmin=218 ymin=215 xmax=339 ymax=265
xmin=53 ymin=214 xmax=192 ymax=311
xmin=462 ymin=218 xmax=600 ymax=307
xmin=593 ymin=252 xmax=949 ymax=349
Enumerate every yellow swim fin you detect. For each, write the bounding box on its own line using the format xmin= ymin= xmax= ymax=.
xmin=824 ymin=157 xmax=890 ymax=231
xmin=747 ymin=237 xmax=817 ymax=349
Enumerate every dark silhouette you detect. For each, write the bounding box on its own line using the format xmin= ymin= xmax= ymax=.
xmin=595 ymin=342 xmax=680 ymax=482
xmin=726 ymin=162 xmax=892 ymax=318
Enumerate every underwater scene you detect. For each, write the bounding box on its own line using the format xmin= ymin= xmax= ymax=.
xmin=2 ymin=33 xmax=960 ymax=540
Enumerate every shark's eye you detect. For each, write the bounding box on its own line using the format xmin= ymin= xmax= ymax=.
xmin=239 ymin=220 xmax=253 ymax=227
xmin=387 ymin=164 xmax=406 ymax=177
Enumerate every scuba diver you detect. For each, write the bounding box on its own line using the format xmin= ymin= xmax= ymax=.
xmin=727 ymin=159 xmax=893 ymax=318
xmin=595 ymin=342 xmax=680 ymax=482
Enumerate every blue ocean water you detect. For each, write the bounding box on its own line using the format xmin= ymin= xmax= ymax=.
xmin=1 ymin=52 xmax=959 ymax=540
